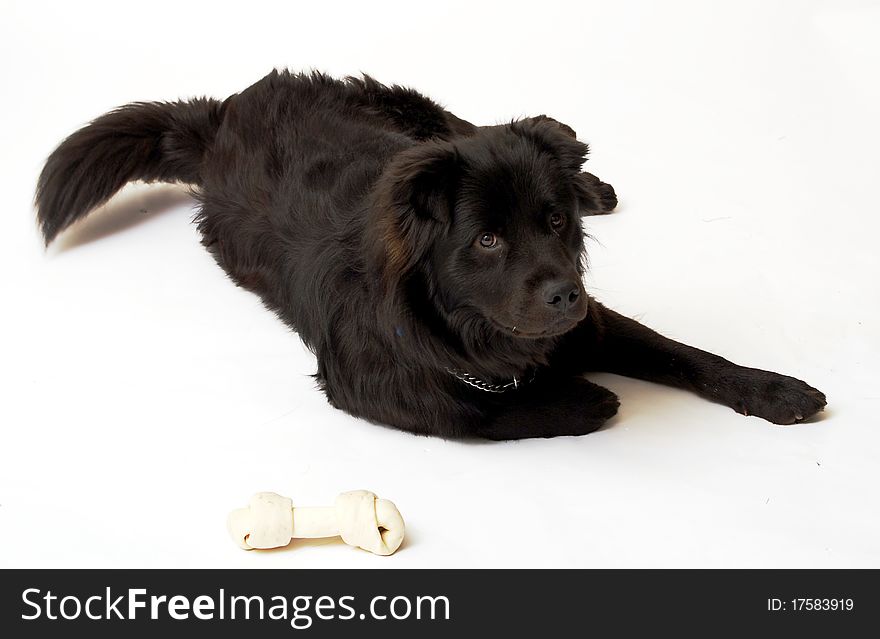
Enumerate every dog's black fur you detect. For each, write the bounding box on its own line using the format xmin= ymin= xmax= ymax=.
xmin=35 ymin=70 xmax=826 ymax=439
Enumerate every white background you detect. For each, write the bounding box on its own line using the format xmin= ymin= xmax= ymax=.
xmin=1 ymin=0 xmax=878 ymax=568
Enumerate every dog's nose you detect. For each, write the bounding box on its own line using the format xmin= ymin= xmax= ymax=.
xmin=542 ymin=279 xmax=580 ymax=313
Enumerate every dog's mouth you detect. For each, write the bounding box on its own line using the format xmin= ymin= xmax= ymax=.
xmin=489 ymin=316 xmax=579 ymax=339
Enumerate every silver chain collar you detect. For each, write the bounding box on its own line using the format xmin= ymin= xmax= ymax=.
xmin=446 ymin=368 xmax=534 ymax=393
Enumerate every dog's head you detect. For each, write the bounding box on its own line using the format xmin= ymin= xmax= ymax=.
xmin=373 ymin=117 xmax=600 ymax=340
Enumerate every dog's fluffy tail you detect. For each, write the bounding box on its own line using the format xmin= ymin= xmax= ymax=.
xmin=35 ymin=97 xmax=226 ymax=244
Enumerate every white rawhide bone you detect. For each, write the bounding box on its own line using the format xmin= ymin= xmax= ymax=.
xmin=228 ymin=490 xmax=405 ymax=556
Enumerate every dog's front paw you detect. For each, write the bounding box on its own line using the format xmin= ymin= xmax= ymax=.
xmin=732 ymin=371 xmax=826 ymax=425
xmin=588 ymin=383 xmax=621 ymax=421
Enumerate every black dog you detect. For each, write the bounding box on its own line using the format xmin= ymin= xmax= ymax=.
xmin=36 ymin=70 xmax=826 ymax=439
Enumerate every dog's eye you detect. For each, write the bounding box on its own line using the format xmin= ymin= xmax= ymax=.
xmin=477 ymin=232 xmax=498 ymax=249
xmin=549 ymin=213 xmax=565 ymax=229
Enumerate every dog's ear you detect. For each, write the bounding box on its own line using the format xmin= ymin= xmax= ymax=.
xmin=516 ymin=116 xmax=589 ymax=175
xmin=370 ymin=141 xmax=459 ymax=290
xmin=573 ymin=172 xmax=618 ymax=216
xmin=517 ymin=117 xmax=617 ymax=216
xmin=386 ymin=142 xmax=458 ymax=223
xmin=524 ymin=114 xmax=578 ymax=140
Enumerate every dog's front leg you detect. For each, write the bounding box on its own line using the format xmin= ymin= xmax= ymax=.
xmin=475 ymin=376 xmax=620 ymax=440
xmin=560 ymin=301 xmax=826 ymax=424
